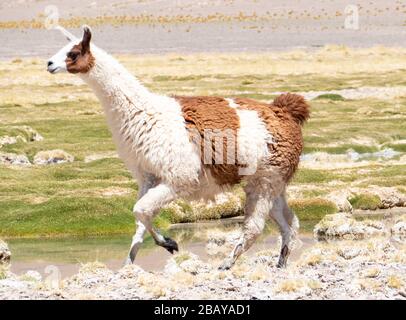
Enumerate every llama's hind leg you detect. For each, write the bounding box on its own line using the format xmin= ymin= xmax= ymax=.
xmin=127 ymin=183 xmax=178 ymax=264
xmin=150 ymin=228 xmax=179 ymax=254
xmin=219 ymin=185 xmax=273 ymax=270
xmin=270 ymin=193 xmax=299 ymax=268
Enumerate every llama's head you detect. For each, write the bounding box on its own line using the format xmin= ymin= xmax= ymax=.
xmin=47 ymin=26 xmax=95 ymax=75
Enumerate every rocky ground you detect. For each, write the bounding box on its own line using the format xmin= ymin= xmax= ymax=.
xmin=1 ymin=216 xmax=405 ymax=300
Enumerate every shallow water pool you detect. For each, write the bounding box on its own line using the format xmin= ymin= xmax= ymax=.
xmin=7 ymin=220 xmax=318 ymax=279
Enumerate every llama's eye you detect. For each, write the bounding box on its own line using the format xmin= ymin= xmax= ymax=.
xmin=68 ymin=52 xmax=79 ymax=61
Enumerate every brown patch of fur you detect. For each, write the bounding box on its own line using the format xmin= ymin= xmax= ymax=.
xmin=176 ymin=96 xmax=242 ymax=186
xmin=66 ymin=29 xmax=95 ymax=74
xmin=66 ymin=43 xmax=95 ymax=74
xmin=273 ymin=93 xmax=310 ymax=125
xmin=234 ymin=97 xmax=305 ymax=181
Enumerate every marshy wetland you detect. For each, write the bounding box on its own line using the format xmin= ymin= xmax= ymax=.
xmin=0 ymin=0 xmax=406 ymax=300
xmin=1 ymin=47 xmax=405 ymax=299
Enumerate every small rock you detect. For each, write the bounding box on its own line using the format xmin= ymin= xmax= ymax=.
xmin=117 ymin=265 xmax=146 ymax=280
xmin=368 ymin=186 xmax=406 ymax=209
xmin=33 ymin=150 xmax=74 ymax=165
xmin=326 ymin=190 xmax=353 ymax=213
xmin=391 ymin=215 xmax=406 ymax=235
xmin=84 ymin=152 xmax=118 ymax=163
xmin=0 ymin=136 xmax=18 ymax=147
xmin=165 ymin=252 xmax=211 ymax=275
xmin=337 ymin=248 xmax=363 ymax=260
xmin=20 ymin=270 xmax=42 ymax=282
xmin=206 ymin=229 xmax=240 ymax=257
xmin=0 ymin=126 xmax=43 ymax=149
xmin=314 ymin=213 xmax=387 ymax=239
xmin=0 ymin=279 xmax=28 ymax=290
xmin=15 ymin=126 xmax=43 ymax=142
xmin=0 ymin=240 xmax=11 ymax=264
xmin=0 ymin=152 xmax=31 ymax=166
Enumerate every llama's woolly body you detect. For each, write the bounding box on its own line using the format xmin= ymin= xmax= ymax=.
xmin=79 ymin=46 xmax=296 ymax=201
xmin=47 ymin=26 xmax=310 ymax=269
xmin=80 ymin=47 xmax=202 ymax=193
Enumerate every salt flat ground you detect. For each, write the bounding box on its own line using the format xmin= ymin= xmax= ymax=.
xmin=0 ymin=0 xmax=406 ymax=58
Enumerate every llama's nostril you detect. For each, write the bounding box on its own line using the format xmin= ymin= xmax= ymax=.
xmin=47 ymin=61 xmax=53 ymax=67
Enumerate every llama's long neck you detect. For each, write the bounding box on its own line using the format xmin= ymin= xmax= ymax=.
xmin=79 ymin=46 xmax=164 ymax=171
xmin=80 ymin=47 xmax=155 ymax=119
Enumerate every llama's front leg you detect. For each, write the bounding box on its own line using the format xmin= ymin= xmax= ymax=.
xmin=127 ymin=183 xmax=178 ymax=264
xmin=219 ymin=192 xmax=271 ymax=270
xmin=125 ymin=174 xmax=156 ymax=265
xmin=125 ymin=220 xmax=147 ymax=265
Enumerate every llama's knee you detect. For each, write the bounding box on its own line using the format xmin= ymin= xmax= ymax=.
xmin=133 ymin=203 xmax=154 ymax=228
xmin=242 ymin=215 xmax=266 ymax=249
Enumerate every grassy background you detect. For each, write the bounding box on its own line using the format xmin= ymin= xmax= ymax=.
xmin=0 ymin=47 xmax=405 ymax=237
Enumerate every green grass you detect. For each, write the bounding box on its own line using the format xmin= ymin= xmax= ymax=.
xmin=292 ymin=169 xmax=338 ymax=184
xmin=315 ymin=94 xmax=345 ymax=101
xmin=289 ymin=199 xmax=337 ymax=221
xmin=0 ymin=197 xmax=135 ymax=238
xmin=0 ymin=52 xmax=405 ymax=237
xmin=349 ymin=194 xmax=382 ymax=210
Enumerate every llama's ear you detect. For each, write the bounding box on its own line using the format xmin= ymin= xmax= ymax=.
xmin=55 ymin=26 xmax=78 ymax=42
xmin=81 ymin=25 xmax=92 ymax=54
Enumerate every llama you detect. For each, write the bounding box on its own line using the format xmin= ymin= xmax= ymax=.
xmin=47 ymin=26 xmax=310 ymax=269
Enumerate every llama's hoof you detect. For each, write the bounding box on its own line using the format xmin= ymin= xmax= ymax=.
xmin=218 ymin=259 xmax=234 ymax=271
xmin=277 ymin=245 xmax=289 ymax=268
xmin=161 ymin=237 xmax=179 ymax=254
xmin=123 ymin=256 xmax=133 ymax=266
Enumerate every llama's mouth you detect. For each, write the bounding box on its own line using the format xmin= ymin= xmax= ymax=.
xmin=48 ymin=67 xmax=60 ymax=74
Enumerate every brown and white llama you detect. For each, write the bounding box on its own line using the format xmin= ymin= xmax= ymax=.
xmin=47 ymin=26 xmax=310 ymax=269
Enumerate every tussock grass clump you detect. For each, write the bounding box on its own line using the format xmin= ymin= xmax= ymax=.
xmin=315 ymin=93 xmax=345 ymax=101
xmin=364 ymin=268 xmax=380 ymax=278
xmin=358 ymin=278 xmax=381 ymax=290
xmin=289 ymin=198 xmax=337 ymax=221
xmin=386 ymin=275 xmax=403 ymax=289
xmin=301 ymin=253 xmax=323 ymax=266
xmin=293 ymin=169 xmax=337 ymax=184
xmin=349 ymin=193 xmax=381 ymax=210
xmin=275 ymin=279 xmax=305 ymax=293
xmin=160 ymin=189 xmax=244 ymax=224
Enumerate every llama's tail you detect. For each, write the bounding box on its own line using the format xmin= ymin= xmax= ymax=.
xmin=272 ymin=93 xmax=310 ymax=126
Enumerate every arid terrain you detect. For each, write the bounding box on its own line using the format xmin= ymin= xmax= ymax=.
xmin=0 ymin=0 xmax=405 ymax=300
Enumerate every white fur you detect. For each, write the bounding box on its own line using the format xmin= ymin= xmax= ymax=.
xmin=79 ymin=46 xmax=202 ymax=194
xmin=47 ymin=41 xmax=76 ymax=73
xmin=236 ymin=108 xmax=273 ymax=175
xmin=48 ymin=27 xmax=298 ymax=268
xmin=225 ymin=98 xmax=239 ymax=109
